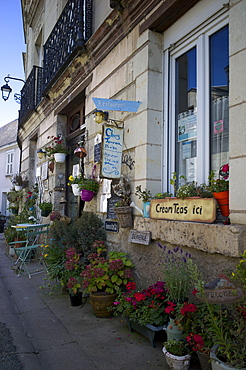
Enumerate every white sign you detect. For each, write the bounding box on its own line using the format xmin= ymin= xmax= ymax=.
xmin=101 ymin=124 xmax=123 ymax=179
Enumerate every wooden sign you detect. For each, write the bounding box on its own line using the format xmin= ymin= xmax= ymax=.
xmin=129 ymin=230 xmax=151 ymax=245
xmin=104 ymin=220 xmax=119 ymax=233
xmin=101 ymin=124 xmax=123 ymax=179
xmin=150 ymin=198 xmax=216 ymax=223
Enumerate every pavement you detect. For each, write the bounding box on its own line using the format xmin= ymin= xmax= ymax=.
xmin=0 ymin=234 xmax=201 ymax=370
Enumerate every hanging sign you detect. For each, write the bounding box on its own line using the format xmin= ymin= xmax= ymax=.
xmin=150 ymin=198 xmax=216 ymax=223
xmin=101 ymin=124 xmax=123 ymax=178
xmin=92 ymin=98 xmax=141 ymax=112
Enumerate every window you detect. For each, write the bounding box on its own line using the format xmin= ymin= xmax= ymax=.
xmin=164 ymin=8 xmax=229 ymax=189
xmin=6 ymin=151 xmax=14 ymax=175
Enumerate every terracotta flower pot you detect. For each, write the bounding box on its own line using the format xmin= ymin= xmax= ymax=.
xmin=89 ymin=292 xmax=118 ymax=318
xmin=212 ymin=191 xmax=229 ymax=217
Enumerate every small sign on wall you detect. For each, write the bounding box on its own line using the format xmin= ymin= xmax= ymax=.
xmin=150 ymin=198 xmax=216 ymax=223
xmin=105 ymin=220 xmax=119 ymax=233
xmin=129 ymin=230 xmax=151 ymax=245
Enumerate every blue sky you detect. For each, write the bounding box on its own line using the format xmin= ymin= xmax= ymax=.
xmin=0 ymin=0 xmax=25 ymax=127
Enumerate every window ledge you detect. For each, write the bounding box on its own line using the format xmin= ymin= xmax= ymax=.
xmin=134 ymin=217 xmax=246 ymax=257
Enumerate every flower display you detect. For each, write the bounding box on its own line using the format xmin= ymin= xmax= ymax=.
xmin=112 ymin=281 xmax=169 ymax=326
xmin=158 ymin=244 xmax=193 ymax=303
xmin=81 ymin=241 xmax=134 ymax=294
xmin=45 ymin=135 xmax=69 ymax=156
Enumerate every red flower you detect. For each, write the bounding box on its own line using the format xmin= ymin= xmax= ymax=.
xmin=165 ymin=301 xmax=176 ymax=314
xmin=180 ymin=302 xmax=197 ymax=315
xmin=133 ymin=292 xmax=146 ymax=302
xmin=126 ymin=282 xmax=136 ymax=291
xmin=192 ymin=288 xmax=198 ymax=296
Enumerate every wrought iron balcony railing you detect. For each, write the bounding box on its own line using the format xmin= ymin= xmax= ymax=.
xmin=19 ymin=66 xmax=43 ymax=126
xmin=42 ymin=0 xmax=92 ymax=94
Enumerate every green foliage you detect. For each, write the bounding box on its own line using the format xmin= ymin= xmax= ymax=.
xmin=115 ymin=195 xmax=131 ymax=207
xmin=159 ymin=244 xmax=192 ymax=303
xmin=187 ymin=257 xmax=246 ymax=367
xmin=112 ymin=281 xmax=169 ymax=326
xmin=153 ymin=192 xmax=173 ymax=199
xmin=81 ymin=241 xmax=135 ymax=294
xmin=135 ymin=185 xmax=152 ymax=203
xmin=163 ymin=340 xmax=189 ymax=356
xmin=207 ymin=170 xmax=229 ymax=192
xmin=78 ymin=178 xmax=99 ymax=193
xmin=38 ymin=202 xmax=52 ymax=212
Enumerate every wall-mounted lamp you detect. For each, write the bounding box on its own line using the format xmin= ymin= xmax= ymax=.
xmin=93 ymin=110 xmax=109 ymax=124
xmin=37 ymin=149 xmax=46 ymax=159
xmin=1 ymin=75 xmax=25 ymax=102
xmin=59 ymin=196 xmax=67 ymax=204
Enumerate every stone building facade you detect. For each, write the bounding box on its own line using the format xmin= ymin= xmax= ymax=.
xmin=17 ymin=0 xmax=246 ymax=286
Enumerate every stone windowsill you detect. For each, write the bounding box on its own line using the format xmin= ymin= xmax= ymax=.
xmin=133 ymin=217 xmax=246 ymax=257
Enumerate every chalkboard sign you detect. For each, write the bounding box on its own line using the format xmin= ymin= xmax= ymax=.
xmin=107 ymin=196 xmax=121 ymax=219
xmin=94 ymin=142 xmax=101 ymax=163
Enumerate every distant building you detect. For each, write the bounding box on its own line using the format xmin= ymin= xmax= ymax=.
xmin=0 ymin=120 xmax=21 ymax=216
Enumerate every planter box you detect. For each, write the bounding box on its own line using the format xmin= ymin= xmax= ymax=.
xmin=125 ymin=317 xmax=167 ymax=347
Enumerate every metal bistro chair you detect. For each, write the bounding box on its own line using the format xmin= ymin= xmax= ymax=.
xmin=11 ymin=224 xmax=50 ymax=278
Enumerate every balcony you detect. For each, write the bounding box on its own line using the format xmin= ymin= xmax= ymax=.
xmin=19 ymin=66 xmax=43 ymax=126
xmin=42 ymin=0 xmax=92 ymax=94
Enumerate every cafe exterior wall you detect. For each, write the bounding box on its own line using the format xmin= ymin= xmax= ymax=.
xmin=18 ymin=0 xmax=246 ymax=288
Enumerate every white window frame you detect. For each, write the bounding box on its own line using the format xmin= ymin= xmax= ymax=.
xmin=163 ymin=2 xmax=228 ymax=190
xmin=6 ymin=151 xmax=14 ymax=175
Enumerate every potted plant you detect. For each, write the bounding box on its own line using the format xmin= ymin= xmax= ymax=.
xmin=206 ymin=164 xmax=229 ymax=217
xmin=162 ymin=339 xmax=191 ymax=370
xmin=135 ymin=185 xmax=152 ymax=217
xmin=113 ymin=195 xmax=133 ymax=228
xmin=38 ymin=201 xmax=52 ymax=217
xmin=63 ymin=247 xmax=83 ymax=306
xmin=112 ymin=280 xmax=169 ymax=347
xmin=78 ymin=177 xmax=100 ymax=201
xmin=11 ymin=173 xmax=28 ymax=190
xmin=187 ymin=254 xmax=246 ymax=369
xmin=45 ymin=135 xmax=70 ymax=162
xmin=80 ymin=241 xmax=134 ymax=317
xmin=68 ymin=174 xmax=83 ymax=196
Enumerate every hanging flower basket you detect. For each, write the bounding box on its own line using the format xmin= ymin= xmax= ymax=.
xmin=80 ymin=189 xmax=95 ymax=202
xmin=54 ymin=153 xmax=67 ymax=163
xmin=113 ymin=206 xmax=133 ymax=228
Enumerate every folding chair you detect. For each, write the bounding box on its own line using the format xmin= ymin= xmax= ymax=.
xmin=10 ymin=223 xmax=50 ymax=278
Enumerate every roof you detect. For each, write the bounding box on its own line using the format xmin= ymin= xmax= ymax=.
xmin=0 ymin=119 xmax=18 ymax=148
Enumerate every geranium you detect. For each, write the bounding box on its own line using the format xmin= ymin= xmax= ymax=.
xmin=80 ymin=241 xmax=134 ymax=294
xmin=186 ymin=333 xmax=204 ymax=351
xmin=112 ymin=281 xmax=169 ymax=326
xmin=45 ymin=135 xmax=69 ymax=156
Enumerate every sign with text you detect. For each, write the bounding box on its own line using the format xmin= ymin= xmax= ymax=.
xmin=150 ymin=198 xmax=216 ymax=223
xmin=104 ymin=220 xmax=119 ymax=233
xmin=92 ymin=98 xmax=141 ymax=112
xmin=101 ymin=124 xmax=123 ymax=178
xmin=129 ymin=230 xmax=151 ymax=245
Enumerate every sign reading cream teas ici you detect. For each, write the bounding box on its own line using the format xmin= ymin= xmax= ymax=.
xmin=150 ymin=198 xmax=216 ymax=223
